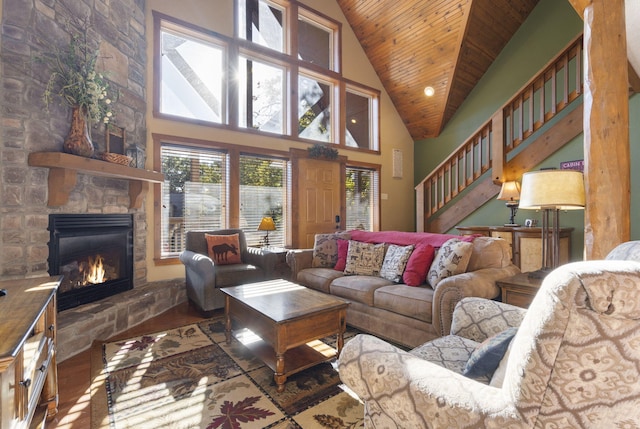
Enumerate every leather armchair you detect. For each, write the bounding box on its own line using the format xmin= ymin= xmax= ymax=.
xmin=338 ymin=256 xmax=640 ymax=428
xmin=179 ymin=229 xmax=278 ymax=315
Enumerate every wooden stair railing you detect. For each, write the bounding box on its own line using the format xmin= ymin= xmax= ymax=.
xmin=417 ymin=35 xmax=584 ymax=233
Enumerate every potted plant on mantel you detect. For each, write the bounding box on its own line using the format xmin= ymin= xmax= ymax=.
xmin=40 ymin=29 xmax=114 ymax=158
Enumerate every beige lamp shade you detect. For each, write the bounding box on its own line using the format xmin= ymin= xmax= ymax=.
xmin=497 ymin=181 xmax=521 ymax=202
xmin=519 ymin=170 xmax=585 ymax=210
xmin=257 ymin=216 xmax=276 ymax=231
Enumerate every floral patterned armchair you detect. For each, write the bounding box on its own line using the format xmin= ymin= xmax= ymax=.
xmin=338 ymin=258 xmax=640 ymax=428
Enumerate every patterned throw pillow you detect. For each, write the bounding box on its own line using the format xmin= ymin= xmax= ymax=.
xmin=380 ymin=244 xmax=414 ymax=282
xmin=344 ymin=241 xmax=386 ymax=276
xmin=463 ymin=327 xmax=517 ymax=378
xmin=311 ymin=232 xmax=351 ymax=268
xmin=205 ymin=233 xmax=242 ymax=265
xmin=427 ymin=238 xmax=473 ymax=287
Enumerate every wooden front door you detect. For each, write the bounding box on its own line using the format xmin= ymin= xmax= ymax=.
xmin=291 ymin=149 xmax=345 ymax=248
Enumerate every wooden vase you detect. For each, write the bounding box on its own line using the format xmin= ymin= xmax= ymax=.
xmin=64 ymin=106 xmax=94 ymax=157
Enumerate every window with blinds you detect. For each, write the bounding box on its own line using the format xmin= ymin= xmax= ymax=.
xmin=346 ymin=166 xmax=379 ymax=231
xmin=239 ymin=154 xmax=288 ymax=247
xmin=161 ymin=145 xmax=227 ymax=256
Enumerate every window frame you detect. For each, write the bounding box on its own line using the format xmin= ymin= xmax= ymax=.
xmin=152 ymin=6 xmax=379 ymax=152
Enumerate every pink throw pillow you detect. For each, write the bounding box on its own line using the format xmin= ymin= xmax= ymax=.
xmin=334 ymin=239 xmax=349 ymax=271
xmin=403 ymin=243 xmax=435 ymax=286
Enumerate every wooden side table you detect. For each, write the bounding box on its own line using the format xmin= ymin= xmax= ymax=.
xmin=496 ymin=272 xmax=543 ymax=308
xmin=262 ymin=247 xmax=291 ymax=280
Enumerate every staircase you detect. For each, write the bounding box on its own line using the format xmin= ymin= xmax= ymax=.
xmin=416 ymin=35 xmax=585 ymax=234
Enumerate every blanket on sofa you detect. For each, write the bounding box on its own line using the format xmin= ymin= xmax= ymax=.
xmin=348 ymin=230 xmax=476 ymax=247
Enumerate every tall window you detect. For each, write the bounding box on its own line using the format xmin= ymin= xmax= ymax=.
xmin=159 ymin=26 xmax=226 ymax=123
xmin=298 ymin=73 xmax=334 ymax=142
xmin=160 ymin=145 xmax=227 ymax=256
xmin=238 ymin=0 xmax=286 ymax=52
xmin=298 ymin=14 xmax=334 ymax=70
xmin=346 ymin=166 xmax=379 ymax=231
xmin=346 ymin=87 xmax=377 ymax=150
xmin=238 ymin=55 xmax=286 ymax=134
xmin=239 ymin=154 xmax=288 ymax=246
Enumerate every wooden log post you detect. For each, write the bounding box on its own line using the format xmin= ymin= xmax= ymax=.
xmin=581 ymin=0 xmax=630 ymax=258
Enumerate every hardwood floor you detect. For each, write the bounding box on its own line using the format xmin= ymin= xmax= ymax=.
xmin=48 ymin=301 xmax=220 ymax=429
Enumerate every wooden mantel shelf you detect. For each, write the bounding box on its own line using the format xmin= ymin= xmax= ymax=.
xmin=28 ymin=152 xmax=164 ymax=209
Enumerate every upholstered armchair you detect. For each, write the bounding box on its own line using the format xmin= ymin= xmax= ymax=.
xmin=179 ymin=229 xmax=278 ymax=315
xmin=338 ymin=258 xmax=640 ymax=428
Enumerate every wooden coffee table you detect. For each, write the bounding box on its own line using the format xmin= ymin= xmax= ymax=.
xmin=221 ymin=280 xmax=349 ymax=392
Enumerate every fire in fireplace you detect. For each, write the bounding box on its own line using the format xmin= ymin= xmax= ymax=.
xmin=48 ymin=214 xmax=134 ymax=311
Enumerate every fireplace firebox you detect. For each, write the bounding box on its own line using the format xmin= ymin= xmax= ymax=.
xmin=48 ymin=214 xmax=134 ymax=311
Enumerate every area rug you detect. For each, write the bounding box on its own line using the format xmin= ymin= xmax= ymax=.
xmin=90 ymin=316 xmax=364 ymax=429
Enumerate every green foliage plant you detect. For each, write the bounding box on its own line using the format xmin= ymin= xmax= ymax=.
xmin=308 ymin=143 xmax=338 ymax=160
xmin=39 ymin=30 xmax=115 ymax=129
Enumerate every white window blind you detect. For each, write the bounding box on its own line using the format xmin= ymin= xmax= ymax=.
xmin=346 ymin=166 xmax=379 ymax=231
xmin=161 ymin=145 xmax=227 ymax=256
xmin=239 ymin=154 xmax=288 ymax=247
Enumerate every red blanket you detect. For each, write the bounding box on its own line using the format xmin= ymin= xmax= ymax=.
xmin=348 ymin=230 xmax=475 ymax=247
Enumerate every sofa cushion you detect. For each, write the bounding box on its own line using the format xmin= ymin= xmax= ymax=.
xmin=380 ymin=244 xmax=414 ymax=282
xmin=466 ymin=236 xmax=512 ymax=271
xmin=215 ymin=263 xmax=263 ymax=286
xmin=205 ymin=233 xmax=242 ymax=265
xmin=330 ymin=275 xmax=393 ymax=306
xmin=344 ymin=241 xmax=386 ymax=276
xmin=297 ymin=268 xmax=345 ymax=294
xmin=427 ymin=238 xmax=473 ymax=287
xmin=374 ymin=284 xmax=434 ymax=323
xmin=312 ymin=232 xmax=351 ymax=268
xmin=334 ymin=239 xmax=349 ymax=271
xmin=403 ymin=243 xmax=435 ymax=286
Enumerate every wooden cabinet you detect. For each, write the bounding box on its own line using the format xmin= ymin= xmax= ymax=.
xmin=0 ymin=276 xmax=61 ymax=429
xmin=457 ymin=226 xmax=573 ymax=272
xmin=496 ymin=272 xmax=542 ymax=308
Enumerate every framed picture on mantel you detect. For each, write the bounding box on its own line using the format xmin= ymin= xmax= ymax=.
xmin=105 ymin=124 xmax=125 ymax=155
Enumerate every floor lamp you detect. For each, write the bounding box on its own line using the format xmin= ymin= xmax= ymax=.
xmin=518 ymin=170 xmax=585 ymax=278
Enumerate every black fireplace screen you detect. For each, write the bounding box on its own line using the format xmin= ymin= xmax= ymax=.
xmin=48 ymin=214 xmax=134 ymax=311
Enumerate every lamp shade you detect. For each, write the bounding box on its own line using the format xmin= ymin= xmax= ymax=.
xmin=497 ymin=181 xmax=521 ymax=202
xmin=257 ymin=216 xmax=276 ymax=231
xmin=519 ymin=170 xmax=585 ymax=210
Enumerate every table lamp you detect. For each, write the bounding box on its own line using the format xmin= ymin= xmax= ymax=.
xmin=496 ymin=180 xmax=521 ymax=226
xmin=257 ymin=216 xmax=276 ymax=247
xmin=518 ymin=170 xmax=585 ymax=277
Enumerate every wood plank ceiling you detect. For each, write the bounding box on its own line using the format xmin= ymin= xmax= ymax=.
xmin=336 ymin=0 xmax=540 ymax=140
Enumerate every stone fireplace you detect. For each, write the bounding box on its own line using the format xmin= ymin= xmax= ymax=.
xmin=48 ymin=214 xmax=134 ymax=311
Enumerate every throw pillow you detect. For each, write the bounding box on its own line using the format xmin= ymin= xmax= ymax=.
xmin=205 ymin=233 xmax=242 ymax=265
xmin=312 ymin=232 xmax=351 ymax=268
xmin=380 ymin=244 xmax=414 ymax=282
xmin=403 ymin=243 xmax=436 ymax=286
xmin=427 ymin=238 xmax=473 ymax=287
xmin=344 ymin=241 xmax=386 ymax=276
xmin=463 ymin=327 xmax=518 ymax=378
xmin=334 ymin=239 xmax=349 ymax=271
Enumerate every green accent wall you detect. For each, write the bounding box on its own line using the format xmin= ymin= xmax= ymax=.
xmin=413 ymin=0 xmax=640 ymax=261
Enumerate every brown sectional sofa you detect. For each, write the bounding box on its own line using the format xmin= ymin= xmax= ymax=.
xmin=286 ymin=230 xmax=520 ymax=348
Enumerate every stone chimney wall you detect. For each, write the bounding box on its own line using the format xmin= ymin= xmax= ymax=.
xmin=0 ymin=0 xmax=149 ymax=283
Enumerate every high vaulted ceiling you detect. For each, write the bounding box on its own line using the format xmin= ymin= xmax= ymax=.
xmin=336 ymin=0 xmax=540 ymax=140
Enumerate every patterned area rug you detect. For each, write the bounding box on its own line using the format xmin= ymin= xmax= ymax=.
xmin=90 ymin=317 xmax=364 ymax=429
